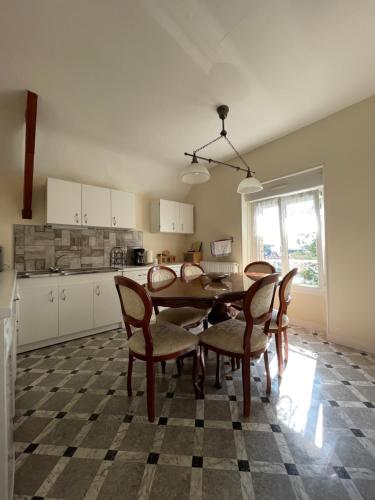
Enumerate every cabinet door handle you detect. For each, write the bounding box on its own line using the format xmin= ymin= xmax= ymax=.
xmin=95 ymin=285 xmax=100 ymax=296
xmin=48 ymin=290 xmax=54 ymax=302
xmin=84 ymin=213 xmax=88 ymax=224
xmin=181 ymin=223 xmax=184 ymax=232
xmin=60 ymin=289 xmax=66 ymax=301
xmin=172 ymin=222 xmax=175 ymax=231
xmin=113 ymin=216 xmax=116 ymax=226
xmin=74 ymin=213 xmax=79 ymax=224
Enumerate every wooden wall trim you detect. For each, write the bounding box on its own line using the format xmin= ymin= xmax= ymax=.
xmin=22 ymin=90 xmax=38 ymax=219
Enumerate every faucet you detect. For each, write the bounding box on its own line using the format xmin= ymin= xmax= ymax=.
xmin=49 ymin=254 xmax=70 ymax=273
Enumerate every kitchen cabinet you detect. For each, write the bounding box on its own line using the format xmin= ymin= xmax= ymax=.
xmin=58 ymin=283 xmax=93 ymax=336
xmin=93 ymin=279 xmax=122 ymax=328
xmin=17 ymin=272 xmax=122 ymax=352
xmin=150 ymin=199 xmax=194 ymax=234
xmin=179 ymin=203 xmax=194 ymax=234
xmin=82 ymin=184 xmax=111 ymax=227
xmin=47 ymin=178 xmax=82 ymax=225
xmin=18 ymin=285 xmax=59 ymax=345
xmin=46 ymin=178 xmax=136 ymax=229
xmin=111 ymin=189 xmax=136 ymax=229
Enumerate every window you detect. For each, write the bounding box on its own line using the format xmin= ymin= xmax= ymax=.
xmin=250 ymin=188 xmax=324 ymax=289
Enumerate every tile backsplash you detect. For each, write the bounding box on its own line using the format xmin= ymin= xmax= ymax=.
xmin=14 ymin=225 xmax=143 ymax=271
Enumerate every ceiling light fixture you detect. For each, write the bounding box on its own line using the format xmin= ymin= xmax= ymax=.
xmin=182 ymin=105 xmax=263 ymax=194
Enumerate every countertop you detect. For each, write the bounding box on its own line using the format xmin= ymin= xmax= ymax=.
xmin=0 ymin=270 xmax=17 ymax=320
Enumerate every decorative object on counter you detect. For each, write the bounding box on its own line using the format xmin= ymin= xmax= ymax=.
xmin=182 ymin=105 xmax=263 ymax=194
xmin=157 ymin=250 xmax=176 ymax=264
xmin=110 ymin=246 xmax=127 ymax=268
xmin=210 ymin=237 xmax=233 ymax=257
xmin=146 ymin=249 xmax=153 ymax=264
xmin=183 ymin=241 xmax=202 ymax=264
xmin=14 ymin=225 xmax=142 ymax=271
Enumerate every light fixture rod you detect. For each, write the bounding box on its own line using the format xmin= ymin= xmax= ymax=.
xmin=184 ymin=152 xmax=254 ymax=175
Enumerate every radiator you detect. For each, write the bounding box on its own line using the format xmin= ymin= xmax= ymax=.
xmin=200 ymin=261 xmax=239 ymax=274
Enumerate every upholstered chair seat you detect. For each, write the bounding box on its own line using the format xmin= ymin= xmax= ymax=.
xmin=199 ymin=319 xmax=270 ymax=355
xmin=128 ymin=321 xmax=199 ymax=357
xmin=157 ymin=306 xmax=211 ymax=327
xmin=236 ymin=309 xmax=289 ymax=328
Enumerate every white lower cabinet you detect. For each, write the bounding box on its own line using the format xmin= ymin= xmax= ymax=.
xmin=18 ymin=285 xmax=59 ymax=345
xmin=17 ymin=273 xmax=121 ymax=350
xmin=93 ymin=279 xmax=122 ymax=328
xmin=58 ymin=283 xmax=94 ymax=336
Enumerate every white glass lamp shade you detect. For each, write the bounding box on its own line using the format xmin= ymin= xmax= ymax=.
xmin=181 ymin=157 xmax=210 ymax=184
xmin=237 ymin=174 xmax=263 ymax=194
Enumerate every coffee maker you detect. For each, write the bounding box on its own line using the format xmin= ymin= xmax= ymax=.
xmin=133 ymin=248 xmax=145 ymax=266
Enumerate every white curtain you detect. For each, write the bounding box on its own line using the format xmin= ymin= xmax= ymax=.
xmin=250 ymin=197 xmax=280 ymax=262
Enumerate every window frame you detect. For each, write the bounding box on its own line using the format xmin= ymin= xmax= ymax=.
xmin=245 ymin=187 xmax=326 ymax=294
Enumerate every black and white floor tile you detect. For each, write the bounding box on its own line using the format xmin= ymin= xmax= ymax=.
xmin=13 ymin=326 xmax=375 ymax=499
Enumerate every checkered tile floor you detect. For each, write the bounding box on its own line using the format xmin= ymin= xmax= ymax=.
xmin=14 ymin=326 xmax=375 ymax=499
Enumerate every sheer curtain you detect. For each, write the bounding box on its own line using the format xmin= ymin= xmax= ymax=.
xmin=250 ymin=197 xmax=281 ymax=268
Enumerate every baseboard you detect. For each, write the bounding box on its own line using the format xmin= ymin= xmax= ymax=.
xmin=290 ymin=318 xmax=326 ymax=334
xmin=326 ymin=333 xmax=375 ymax=356
xmin=17 ymin=323 xmax=122 ymax=353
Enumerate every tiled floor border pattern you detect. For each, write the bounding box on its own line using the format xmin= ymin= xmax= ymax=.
xmin=13 ymin=326 xmax=375 ymax=499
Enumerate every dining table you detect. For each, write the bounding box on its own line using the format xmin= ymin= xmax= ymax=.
xmin=145 ymin=272 xmax=270 ymax=324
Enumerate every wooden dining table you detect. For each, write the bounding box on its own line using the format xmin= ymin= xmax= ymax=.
xmin=145 ymin=272 xmax=269 ymax=323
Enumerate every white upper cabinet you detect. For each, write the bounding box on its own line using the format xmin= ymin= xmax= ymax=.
xmin=179 ymin=203 xmax=194 ymax=234
xmin=111 ymin=189 xmax=136 ymax=229
xmin=47 ymin=178 xmax=82 ymax=225
xmin=150 ymin=199 xmax=194 ymax=234
xmin=46 ymin=178 xmax=136 ymax=229
xmin=160 ymin=199 xmax=179 ymax=232
xmin=81 ymin=184 xmax=111 ymax=227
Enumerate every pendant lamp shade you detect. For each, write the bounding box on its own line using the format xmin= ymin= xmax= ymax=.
xmin=237 ymin=174 xmax=263 ymax=194
xmin=181 ymin=156 xmax=210 ymax=184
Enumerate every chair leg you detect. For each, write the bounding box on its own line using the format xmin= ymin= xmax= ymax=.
xmin=231 ymin=357 xmax=236 ymax=371
xmin=204 ymin=347 xmax=208 ymax=357
xmin=176 ymin=357 xmax=182 ymax=377
xmin=127 ymin=353 xmax=133 ymax=397
xmin=264 ymin=350 xmax=271 ymax=395
xmin=192 ymin=349 xmax=203 ymax=399
xmin=236 ymin=358 xmax=241 ymax=370
xmin=283 ymin=328 xmax=289 ymax=364
xmin=215 ymin=352 xmax=222 ymax=388
xmin=161 ymin=361 xmax=166 ymax=375
xmin=199 ymin=346 xmax=206 ymax=398
xmin=203 ymin=318 xmax=208 ymax=330
xmin=242 ymin=357 xmax=251 ymax=418
xmin=274 ymin=331 xmax=284 ymax=377
xmin=146 ymin=360 xmax=156 ymax=423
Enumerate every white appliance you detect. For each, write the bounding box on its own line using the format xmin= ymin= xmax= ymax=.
xmin=200 ymin=261 xmax=239 ymax=274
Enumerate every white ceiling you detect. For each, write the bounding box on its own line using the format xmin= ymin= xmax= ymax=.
xmin=1 ymin=0 xmax=375 ymax=199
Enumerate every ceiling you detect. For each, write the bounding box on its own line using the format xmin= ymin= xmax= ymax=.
xmin=1 ymin=0 xmax=375 ymax=198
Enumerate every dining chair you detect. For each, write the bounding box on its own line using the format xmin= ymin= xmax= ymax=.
xmin=148 ymin=265 xmax=209 ymax=330
xmin=148 ymin=265 xmax=210 ymax=375
xmin=244 ymin=261 xmax=276 ymax=274
xmin=199 ymin=273 xmax=279 ymax=417
xmin=114 ymin=276 xmax=204 ymax=422
xmin=237 ymin=267 xmax=297 ymax=377
xmin=267 ymin=267 xmax=298 ymax=377
xmin=180 ymin=262 xmax=205 ymax=279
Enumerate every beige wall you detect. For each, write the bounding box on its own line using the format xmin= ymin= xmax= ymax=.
xmin=187 ymin=95 xmax=375 ymax=353
xmin=0 ymin=173 xmax=187 ymax=268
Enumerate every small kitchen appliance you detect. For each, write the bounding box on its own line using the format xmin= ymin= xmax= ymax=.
xmin=133 ymin=248 xmax=146 ymax=266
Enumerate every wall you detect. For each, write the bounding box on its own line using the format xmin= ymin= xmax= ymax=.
xmin=187 ymin=95 xmax=375 ymax=352
xmin=0 ymin=174 xmax=188 ymax=269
